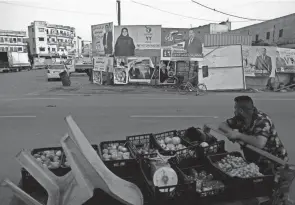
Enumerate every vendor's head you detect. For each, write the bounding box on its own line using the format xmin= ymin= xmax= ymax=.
xmin=234 ymin=96 xmax=256 ymax=120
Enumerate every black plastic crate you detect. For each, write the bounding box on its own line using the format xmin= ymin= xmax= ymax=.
xmin=178 ymin=127 xmax=226 ymax=158
xmin=98 ymin=140 xmax=137 ymax=178
xmin=207 ymin=152 xmax=275 ymax=199
xmin=21 ymin=146 xmax=66 ymax=192
xmin=139 ymin=158 xmax=196 ymax=204
xmin=152 ymin=130 xmax=196 ymax=157
xmin=126 ymin=133 xmax=158 ymax=159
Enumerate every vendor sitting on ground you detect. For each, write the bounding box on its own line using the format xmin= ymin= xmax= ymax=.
xmin=219 ymin=95 xmax=288 ymax=171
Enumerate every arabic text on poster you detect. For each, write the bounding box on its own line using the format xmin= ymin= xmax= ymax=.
xmin=92 ymin=22 xmax=113 ymax=57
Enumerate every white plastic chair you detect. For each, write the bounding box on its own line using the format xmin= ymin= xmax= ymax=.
xmin=64 ymin=115 xmax=144 ymax=205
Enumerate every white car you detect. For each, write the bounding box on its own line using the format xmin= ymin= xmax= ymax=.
xmin=46 ymin=64 xmax=67 ymax=81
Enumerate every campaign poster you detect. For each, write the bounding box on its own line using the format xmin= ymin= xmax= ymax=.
xmin=93 ymin=57 xmax=114 ymax=72
xmin=93 ymin=70 xmax=102 ymax=85
xmin=127 ymin=57 xmax=154 ymax=83
xmin=113 ymin=66 xmax=128 ymax=84
xmin=91 ymin=22 xmax=113 ymax=56
xmin=114 ymin=25 xmax=161 ymax=57
xmin=242 ymin=46 xmax=276 ymax=77
xmin=158 ymin=61 xmax=176 ymax=85
xmin=161 ymin=28 xmax=189 ymax=49
xmin=276 ymin=48 xmax=295 ymax=73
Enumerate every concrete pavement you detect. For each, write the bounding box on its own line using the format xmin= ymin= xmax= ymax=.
xmin=0 ymin=70 xmax=294 ymax=204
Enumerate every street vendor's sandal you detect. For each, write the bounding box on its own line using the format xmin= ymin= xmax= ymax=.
xmin=64 ymin=115 xmax=144 ymax=205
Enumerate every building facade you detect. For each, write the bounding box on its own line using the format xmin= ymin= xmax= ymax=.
xmin=28 ymin=21 xmax=76 ymax=56
xmin=0 ymin=30 xmax=27 ymax=52
xmin=229 ymin=13 xmax=295 ymax=48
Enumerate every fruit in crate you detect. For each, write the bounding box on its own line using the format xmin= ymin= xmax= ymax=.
xmin=157 ymin=136 xmax=187 ymax=151
xmin=137 ymin=145 xmax=157 ymax=156
xmin=101 ymin=143 xmax=131 ymax=161
xmin=186 ymin=168 xmax=225 ymax=193
xmin=216 ymin=155 xmax=264 ymax=178
xmin=33 ymin=150 xmax=62 ymax=169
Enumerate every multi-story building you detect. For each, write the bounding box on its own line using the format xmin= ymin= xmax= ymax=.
xmin=0 ymin=30 xmax=27 ymax=52
xmin=229 ymin=13 xmax=295 ymax=48
xmin=28 ymin=21 xmax=76 ymax=56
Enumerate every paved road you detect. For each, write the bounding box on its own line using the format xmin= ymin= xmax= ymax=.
xmin=0 ymin=70 xmax=294 ymax=204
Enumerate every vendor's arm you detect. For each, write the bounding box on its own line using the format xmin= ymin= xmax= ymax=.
xmin=218 ymin=116 xmax=240 ymax=133
xmin=236 ymin=119 xmax=270 ymax=149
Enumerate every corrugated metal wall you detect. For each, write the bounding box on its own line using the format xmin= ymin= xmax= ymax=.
xmin=204 ymin=34 xmax=252 ymax=47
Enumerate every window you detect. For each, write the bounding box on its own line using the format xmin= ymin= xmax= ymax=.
xmin=255 ymin=34 xmax=259 ymax=41
xmin=9 ymin=38 xmax=13 ymax=43
xmin=61 ymin=49 xmax=64 ymax=52
xmin=18 ymin=47 xmax=23 ymax=52
xmin=52 ymin=48 xmax=56 ymax=51
xmin=38 ymin=37 xmax=45 ymax=41
xmin=9 ymin=47 xmax=13 ymax=51
xmin=46 ymin=29 xmax=49 ymax=34
xmin=12 ymin=38 xmax=16 ymax=43
xmin=13 ymin=47 xmax=17 ymax=52
xmin=39 ymin=47 xmax=45 ymax=51
xmin=17 ymin=38 xmax=22 ymax=42
xmin=38 ymin=28 xmax=45 ymax=32
xmin=0 ymin=37 xmax=3 ymax=42
xmin=279 ymin=29 xmax=284 ymax=37
xmin=5 ymin=47 xmax=8 ymax=51
xmin=266 ymin=32 xmax=270 ymax=40
xmin=52 ymin=38 xmax=56 ymax=42
xmin=32 ymin=28 xmax=35 ymax=32
xmin=48 ymin=47 xmax=50 ymax=52
xmin=0 ymin=47 xmax=4 ymax=51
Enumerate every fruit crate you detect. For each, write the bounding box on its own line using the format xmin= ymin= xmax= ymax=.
xmin=98 ymin=140 xmax=138 ymax=178
xmin=178 ymin=127 xmax=226 ymax=158
xmin=21 ymin=146 xmax=66 ymax=192
xmin=152 ymin=130 xmax=196 ymax=157
xmin=126 ymin=133 xmax=159 ymax=159
xmin=139 ymin=158 xmax=196 ymax=204
xmin=207 ymin=151 xmax=275 ymax=200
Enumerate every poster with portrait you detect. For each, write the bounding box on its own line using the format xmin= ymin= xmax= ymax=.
xmin=127 ymin=57 xmax=154 ymax=83
xmin=242 ymin=46 xmax=276 ymax=77
xmin=93 ymin=70 xmax=102 ymax=85
xmin=158 ymin=60 xmax=176 ymax=85
xmin=114 ymin=25 xmax=161 ymax=57
xmin=91 ymin=22 xmax=113 ymax=57
xmin=276 ymin=48 xmax=295 ymax=73
xmin=93 ymin=57 xmax=114 ymax=72
xmin=161 ymin=28 xmax=189 ymax=49
xmin=113 ymin=66 xmax=128 ymax=84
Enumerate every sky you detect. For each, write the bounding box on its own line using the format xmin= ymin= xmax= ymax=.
xmin=0 ymin=0 xmax=294 ymax=41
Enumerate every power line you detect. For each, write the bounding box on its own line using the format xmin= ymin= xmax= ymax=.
xmin=191 ymin=0 xmax=268 ymax=21
xmin=131 ymin=0 xmax=252 ymax=23
xmin=0 ymin=1 xmax=111 ymax=16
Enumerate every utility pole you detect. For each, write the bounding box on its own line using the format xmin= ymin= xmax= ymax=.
xmin=117 ymin=0 xmax=121 ymax=25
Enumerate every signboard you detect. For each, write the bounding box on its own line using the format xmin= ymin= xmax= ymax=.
xmin=276 ymin=48 xmax=295 ymax=73
xmin=161 ymin=28 xmax=189 ymax=49
xmin=127 ymin=57 xmax=154 ymax=83
xmin=114 ymin=25 xmax=161 ymax=56
xmin=242 ymin=46 xmax=276 ymax=77
xmin=93 ymin=70 xmax=102 ymax=85
xmin=91 ymin=22 xmax=113 ymax=56
xmin=161 ymin=48 xmax=203 ymax=61
xmin=93 ymin=57 xmax=114 ymax=72
xmin=158 ymin=61 xmax=176 ymax=85
xmin=113 ymin=66 xmax=128 ymax=84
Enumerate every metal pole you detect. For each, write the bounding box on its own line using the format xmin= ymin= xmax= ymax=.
xmin=117 ymin=0 xmax=121 ymax=25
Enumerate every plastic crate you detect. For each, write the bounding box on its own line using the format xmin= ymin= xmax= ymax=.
xmin=178 ymin=128 xmax=226 ymax=158
xmin=207 ymin=152 xmax=275 ymax=199
xmin=152 ymin=130 xmax=196 ymax=157
xmin=98 ymin=140 xmax=137 ymax=178
xmin=21 ymin=146 xmax=66 ymax=193
xmin=126 ymin=133 xmax=158 ymax=159
xmin=139 ymin=158 xmax=196 ymax=204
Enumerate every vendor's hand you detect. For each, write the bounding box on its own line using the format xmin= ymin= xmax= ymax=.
xmin=225 ymin=130 xmax=241 ymax=141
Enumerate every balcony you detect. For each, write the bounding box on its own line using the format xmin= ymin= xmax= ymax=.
xmin=47 ymin=41 xmax=58 ymax=45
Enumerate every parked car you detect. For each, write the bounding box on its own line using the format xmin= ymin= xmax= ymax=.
xmin=46 ymin=64 xmax=66 ymax=81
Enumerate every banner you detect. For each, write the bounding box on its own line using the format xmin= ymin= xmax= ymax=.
xmin=113 ymin=66 xmax=128 ymax=84
xmin=161 ymin=28 xmax=189 ymax=49
xmin=276 ymin=48 xmax=295 ymax=73
xmin=242 ymin=46 xmax=276 ymax=77
xmin=114 ymin=25 xmax=161 ymax=56
xmin=158 ymin=61 xmax=176 ymax=84
xmin=91 ymin=22 xmax=113 ymax=56
xmin=93 ymin=57 xmax=114 ymax=72
xmin=161 ymin=47 xmax=203 ymax=61
xmin=93 ymin=70 xmax=102 ymax=85
xmin=127 ymin=57 xmax=154 ymax=83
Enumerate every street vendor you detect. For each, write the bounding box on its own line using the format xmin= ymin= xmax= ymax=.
xmin=219 ymin=95 xmax=288 ymax=171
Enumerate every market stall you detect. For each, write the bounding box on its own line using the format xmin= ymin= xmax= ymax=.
xmin=3 ymin=116 xmax=294 ymax=205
